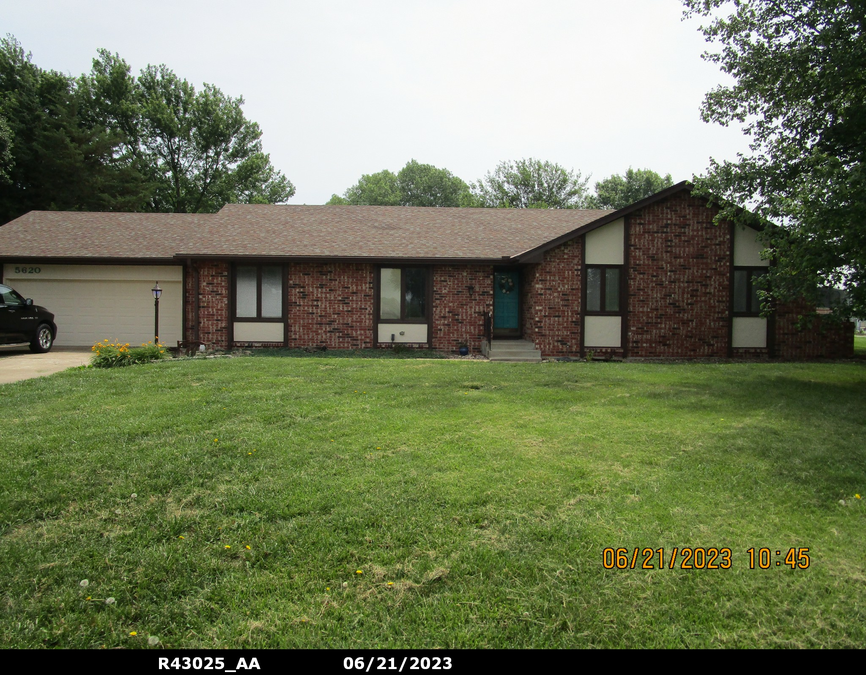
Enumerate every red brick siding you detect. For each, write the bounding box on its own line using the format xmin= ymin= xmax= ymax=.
xmin=732 ymin=347 xmax=769 ymax=358
xmin=184 ymin=261 xmax=230 ymax=350
xmin=431 ymin=265 xmax=494 ymax=353
xmin=287 ymin=263 xmax=374 ymax=349
xmin=627 ymin=193 xmax=731 ymax=357
xmin=523 ymin=239 xmax=583 ymax=357
xmin=774 ymin=301 xmax=854 ymax=358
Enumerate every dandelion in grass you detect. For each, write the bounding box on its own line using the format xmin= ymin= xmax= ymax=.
xmin=225 ymin=545 xmax=231 ymax=549
xmin=105 ymin=597 xmax=116 ymax=605
xmin=148 ymin=636 xmax=159 ymax=646
xmin=245 ymin=545 xmax=251 ymax=550
xmin=178 ymin=536 xmax=184 ymax=539
xmin=356 ymin=569 xmax=363 ymax=575
xmin=129 ymin=631 xmax=137 ymax=636
xmin=79 ymin=579 xmax=89 ymax=588
xmin=856 ymin=494 xmax=862 ymax=500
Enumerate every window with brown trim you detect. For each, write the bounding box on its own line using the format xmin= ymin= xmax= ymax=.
xmin=234 ymin=265 xmax=284 ymax=320
xmin=585 ymin=266 xmax=622 ymax=314
xmin=733 ymin=268 xmax=766 ymax=316
xmin=379 ymin=267 xmax=428 ymax=322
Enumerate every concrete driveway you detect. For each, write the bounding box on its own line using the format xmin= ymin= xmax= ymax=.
xmin=0 ymin=347 xmax=91 ymax=384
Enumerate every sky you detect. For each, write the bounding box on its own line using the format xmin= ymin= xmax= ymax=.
xmin=3 ymin=0 xmax=751 ymax=205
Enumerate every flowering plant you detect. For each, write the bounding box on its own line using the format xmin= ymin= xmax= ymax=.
xmin=91 ymin=339 xmax=168 ymax=368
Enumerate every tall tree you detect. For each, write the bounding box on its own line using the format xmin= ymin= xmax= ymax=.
xmin=0 ymin=39 xmax=294 ymax=222
xmin=0 ymin=37 xmax=144 ymax=223
xmin=589 ymin=168 xmax=674 ymax=209
xmin=471 ymin=158 xmax=590 ymax=209
xmin=327 ymin=160 xmax=471 ymax=206
xmin=327 ymin=169 xmax=400 ymax=205
xmin=396 ymin=159 xmax=472 ymax=207
xmin=0 ymin=114 xmax=13 ymax=183
xmin=135 ymin=64 xmax=294 ymax=213
xmin=683 ymin=0 xmax=866 ymax=319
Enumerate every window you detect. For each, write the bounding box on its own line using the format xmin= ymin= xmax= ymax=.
xmin=585 ymin=266 xmax=621 ymax=314
xmin=0 ymin=285 xmax=25 ymax=307
xmin=379 ymin=267 xmax=427 ymax=322
xmin=733 ymin=268 xmax=766 ymax=316
xmin=234 ymin=265 xmax=284 ymax=319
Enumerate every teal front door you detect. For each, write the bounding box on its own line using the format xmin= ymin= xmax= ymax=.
xmin=493 ymin=271 xmax=520 ymax=337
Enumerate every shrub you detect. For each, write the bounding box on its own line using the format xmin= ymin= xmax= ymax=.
xmin=91 ymin=339 xmax=168 ymax=368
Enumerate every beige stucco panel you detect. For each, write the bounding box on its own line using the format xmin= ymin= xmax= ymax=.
xmin=585 ymin=218 xmax=624 ymax=265
xmin=377 ymin=324 xmax=428 ymax=343
xmin=733 ymin=226 xmax=769 ymax=267
xmin=233 ymin=322 xmax=285 ymax=343
xmin=732 ymin=317 xmax=767 ymax=348
xmin=584 ymin=316 xmax=622 ymax=347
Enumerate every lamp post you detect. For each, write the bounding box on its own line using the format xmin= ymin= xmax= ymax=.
xmin=152 ymin=282 xmax=162 ymax=344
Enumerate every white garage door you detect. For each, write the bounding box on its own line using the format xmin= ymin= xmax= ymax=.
xmin=3 ymin=264 xmax=183 ymax=347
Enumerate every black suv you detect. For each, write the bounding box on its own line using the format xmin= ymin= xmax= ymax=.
xmin=0 ymin=284 xmax=57 ymax=353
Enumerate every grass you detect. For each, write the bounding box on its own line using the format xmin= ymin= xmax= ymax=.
xmin=246 ymin=347 xmax=446 ymax=359
xmin=855 ymin=334 xmax=866 ymax=356
xmin=0 ymin=357 xmax=864 ymax=649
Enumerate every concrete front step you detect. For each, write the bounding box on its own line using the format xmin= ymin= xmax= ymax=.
xmin=487 ymin=339 xmax=542 ymax=363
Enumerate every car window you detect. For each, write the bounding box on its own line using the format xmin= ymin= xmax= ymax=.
xmin=0 ymin=286 xmax=25 ymax=306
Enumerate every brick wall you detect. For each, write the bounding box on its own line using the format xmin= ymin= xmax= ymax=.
xmin=431 ymin=265 xmax=493 ymax=353
xmin=185 ymin=261 xmax=230 ymax=350
xmin=287 ymin=263 xmax=374 ymax=349
xmin=627 ymin=192 xmax=731 ymax=357
xmin=774 ymin=301 xmax=854 ymax=358
xmin=182 ymin=202 xmax=853 ymax=359
xmin=522 ymin=239 xmax=583 ymax=357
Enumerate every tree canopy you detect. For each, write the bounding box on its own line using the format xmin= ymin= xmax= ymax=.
xmin=683 ymin=0 xmax=866 ymax=319
xmin=327 ymin=160 xmax=471 ymax=207
xmin=0 ymin=37 xmax=293 ymax=224
xmin=588 ymin=168 xmax=673 ymax=210
xmin=81 ymin=51 xmax=294 ymax=214
xmin=470 ymin=158 xmax=591 ymax=209
xmin=0 ymin=37 xmax=146 ymax=223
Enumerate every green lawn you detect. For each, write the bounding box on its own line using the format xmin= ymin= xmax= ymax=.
xmin=855 ymin=334 xmax=866 ymax=355
xmin=1 ymin=357 xmax=864 ymax=649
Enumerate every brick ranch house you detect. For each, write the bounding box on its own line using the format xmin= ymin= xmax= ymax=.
xmin=0 ymin=182 xmax=853 ymax=358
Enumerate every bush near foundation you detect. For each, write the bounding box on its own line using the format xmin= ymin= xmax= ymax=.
xmin=91 ymin=339 xmax=168 ymax=368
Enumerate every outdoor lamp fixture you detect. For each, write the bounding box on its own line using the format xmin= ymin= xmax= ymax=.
xmin=152 ymin=282 xmax=162 ymax=344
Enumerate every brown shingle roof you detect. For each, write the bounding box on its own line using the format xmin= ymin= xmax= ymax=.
xmin=0 ymin=211 xmax=213 ymax=260
xmin=0 ymin=205 xmax=613 ymax=261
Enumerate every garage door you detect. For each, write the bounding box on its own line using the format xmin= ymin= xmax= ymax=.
xmin=3 ymin=264 xmax=183 ymax=347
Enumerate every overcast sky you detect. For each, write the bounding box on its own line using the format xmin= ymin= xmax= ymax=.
xmin=4 ymin=0 xmax=750 ymax=205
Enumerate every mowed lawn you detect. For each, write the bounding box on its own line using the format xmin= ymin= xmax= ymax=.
xmin=1 ymin=356 xmax=864 ymax=649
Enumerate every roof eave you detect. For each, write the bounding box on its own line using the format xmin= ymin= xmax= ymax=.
xmin=171 ymin=253 xmax=512 ymax=265
xmin=0 ymin=255 xmax=180 ymax=264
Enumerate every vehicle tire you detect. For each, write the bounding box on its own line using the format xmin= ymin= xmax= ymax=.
xmin=30 ymin=324 xmax=54 ymax=353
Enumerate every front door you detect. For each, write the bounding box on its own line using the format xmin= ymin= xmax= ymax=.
xmin=493 ymin=271 xmax=520 ymax=337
